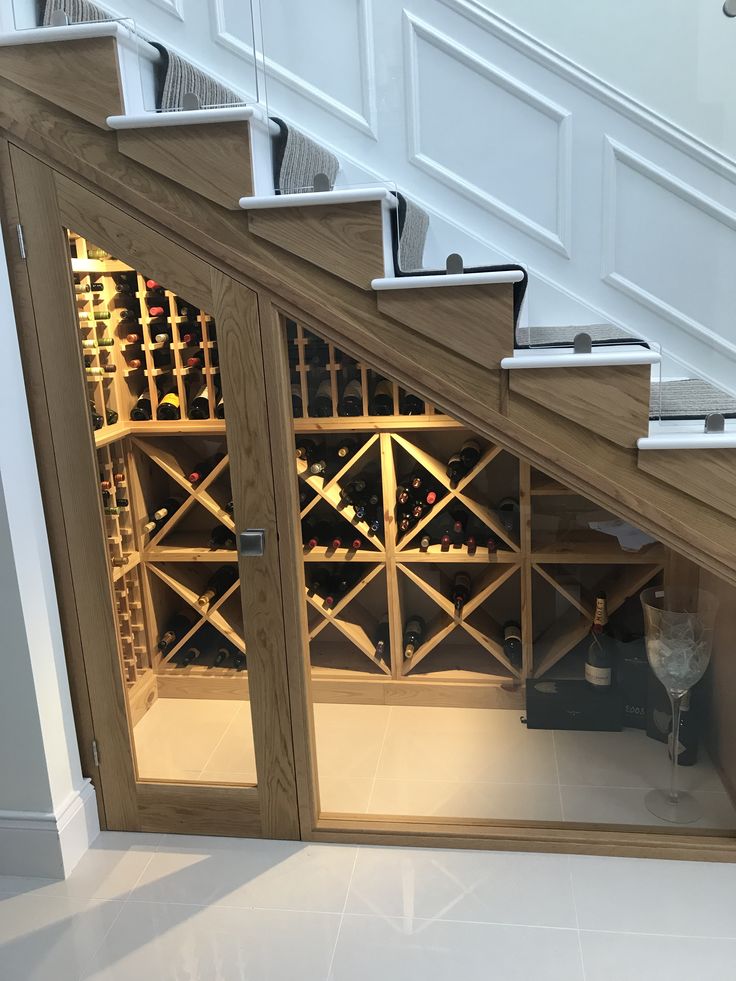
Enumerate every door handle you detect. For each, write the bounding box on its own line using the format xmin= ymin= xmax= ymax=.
xmin=239 ymin=528 xmax=266 ymax=556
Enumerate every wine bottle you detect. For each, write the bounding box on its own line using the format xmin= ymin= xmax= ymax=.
xmin=157 ymin=612 xmax=195 ymax=652
xmin=310 ymin=377 xmax=333 ymax=417
xmin=450 ymin=509 xmax=467 ymax=547
xmin=124 ymin=331 xmax=141 ymax=344
xmin=374 ymin=615 xmax=390 ymax=661
xmin=336 ymin=438 xmax=357 ymax=462
xmin=291 ymin=384 xmax=303 ymax=417
xmin=90 ymin=401 xmax=103 ymax=431
xmin=74 ymin=282 xmax=104 ymax=293
xmin=186 ymin=350 xmax=206 ymax=369
xmin=188 ymin=452 xmax=225 ymax=485
xmin=585 ymin=592 xmax=613 ymax=689
xmin=117 ymin=309 xmax=138 ymax=321
xmin=188 ymin=383 xmax=211 ymax=420
xmin=143 ymin=497 xmax=182 ymax=534
xmin=370 ymin=378 xmax=394 ymax=415
xmin=130 ymin=392 xmax=153 ymax=421
xmin=339 ymin=377 xmax=363 ymax=416
xmin=302 ymin=520 xmax=343 ymax=551
xmin=403 ymin=615 xmax=425 ymax=659
xmin=156 ymin=391 xmax=181 ymax=420
xmin=446 ymin=452 xmax=465 ymax=488
xmin=295 ymin=439 xmax=319 ymax=466
xmin=115 ymin=495 xmax=128 ymax=508
xmin=451 ymin=571 xmax=472 ymax=615
xmin=465 ymin=535 xmax=477 ymax=556
xmin=399 ymin=391 xmax=425 ymax=415
xmin=147 ymin=304 xmax=167 ymax=318
xmin=126 ymin=356 xmax=143 ymax=370
xmin=419 ymin=534 xmax=431 ymax=552
xmin=97 ymin=337 xmax=115 ymax=347
xmin=113 ymin=472 xmax=125 ymax=485
xmin=92 ymin=312 xmax=112 ymax=321
xmin=180 ymin=325 xmax=202 ymax=346
xmin=106 ymin=408 xmax=119 ymax=426
xmin=196 ymin=566 xmax=238 ymax=609
xmin=503 ymin=621 xmax=522 ymax=668
xmin=225 ymin=500 xmax=234 ymax=516
xmin=209 ymin=524 xmax=236 ymax=549
xmin=86 ymin=246 xmax=111 ymax=260
xmin=460 ymin=439 xmax=482 ymax=469
xmin=215 ymin=393 xmax=225 ymax=419
xmin=497 ymin=498 xmax=520 ymax=536
xmin=180 ymin=641 xmax=202 ymax=666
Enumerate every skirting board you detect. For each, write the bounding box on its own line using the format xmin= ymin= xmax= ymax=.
xmin=0 ymin=779 xmax=99 ymax=878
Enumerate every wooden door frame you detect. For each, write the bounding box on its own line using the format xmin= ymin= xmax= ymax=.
xmin=2 ymin=143 xmax=301 ymax=838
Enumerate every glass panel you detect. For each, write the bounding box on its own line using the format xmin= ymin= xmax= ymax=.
xmin=650 ymin=346 xmax=736 ymax=429
xmin=67 ymin=229 xmax=255 ymax=786
xmin=283 ymin=313 xmax=736 ymax=832
xmin=12 ymin=1 xmax=129 ymax=29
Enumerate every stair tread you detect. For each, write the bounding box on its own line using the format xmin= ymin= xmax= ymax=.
xmin=650 ymin=378 xmax=736 ymax=420
xmin=516 ymin=323 xmax=640 ymax=347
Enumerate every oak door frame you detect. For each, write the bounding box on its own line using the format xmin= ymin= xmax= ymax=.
xmin=4 ymin=144 xmax=301 ymax=838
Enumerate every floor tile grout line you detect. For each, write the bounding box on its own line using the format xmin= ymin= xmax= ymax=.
xmin=567 ymin=854 xmax=587 ymax=981
xmin=195 ymin=702 xmax=250 ymax=781
xmin=364 ymin=706 xmax=394 ymax=814
xmin=75 ymin=893 xmax=131 ymax=980
xmin=325 ymin=847 xmax=361 ymax=980
xmin=551 ymin=730 xmax=566 ymax=821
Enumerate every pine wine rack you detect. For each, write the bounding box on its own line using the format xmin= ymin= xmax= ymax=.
xmin=71 ymin=231 xmax=664 ymax=718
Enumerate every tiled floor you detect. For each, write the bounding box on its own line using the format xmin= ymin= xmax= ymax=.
xmin=134 ymin=699 xmax=736 ymax=829
xmin=1 ymin=832 xmax=736 ymax=980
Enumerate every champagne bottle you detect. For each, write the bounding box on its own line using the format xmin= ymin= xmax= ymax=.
xmin=156 ymin=391 xmax=181 ymax=420
xmin=503 ymin=621 xmax=522 ymax=668
xmin=209 ymin=524 xmax=236 ymax=549
xmin=585 ymin=592 xmax=613 ymax=689
xmin=130 ymin=392 xmax=153 ymax=421
xmin=339 ymin=377 xmax=363 ymax=416
xmin=143 ymin=497 xmax=182 ymax=534
xmin=374 ymin=615 xmax=390 ymax=661
xmin=451 ymin=571 xmax=472 ymax=614
xmin=188 ymin=383 xmax=211 ymax=420
xmin=403 ymin=615 xmax=425 ymax=659
xmin=157 ymin=612 xmax=195 ymax=652
xmin=196 ymin=566 xmax=238 ymax=609
xmin=399 ymin=391 xmax=425 ymax=415
xmin=310 ymin=377 xmax=333 ymax=417
xmin=370 ymin=378 xmax=394 ymax=415
xmin=188 ymin=452 xmax=225 ymax=485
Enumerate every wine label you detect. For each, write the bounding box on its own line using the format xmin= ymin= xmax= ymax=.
xmin=585 ymin=663 xmax=612 ymax=686
xmin=343 ymin=379 xmax=362 ymax=398
xmin=159 ymin=392 xmax=180 ymax=409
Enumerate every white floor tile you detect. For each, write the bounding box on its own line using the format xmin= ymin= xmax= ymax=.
xmin=318 ymin=775 xmax=376 ymax=813
xmin=329 ymin=914 xmax=584 ymax=981
xmin=133 ymin=698 xmax=244 ymax=781
xmin=367 ymin=778 xmax=564 ymax=822
xmin=313 ymin=702 xmax=392 ymax=780
xmin=0 ymin=892 xmax=124 ymax=981
xmin=562 ymin=785 xmax=736 ymax=829
xmin=572 ymin=854 xmax=736 ymax=937
xmin=374 ymin=707 xmax=557 ymax=785
xmin=0 ymin=833 xmax=162 ymax=902
xmin=555 ymin=728 xmax=723 ymax=792
xmin=199 ymin=703 xmax=258 ymax=782
xmin=346 ymin=846 xmax=577 ymax=928
xmin=128 ymin=835 xmax=358 ymax=913
xmin=580 ymin=930 xmax=736 ymax=981
xmin=82 ymin=901 xmax=340 ymax=981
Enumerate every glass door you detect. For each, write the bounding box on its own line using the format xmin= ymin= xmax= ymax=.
xmin=10 ymin=146 xmax=299 ymax=838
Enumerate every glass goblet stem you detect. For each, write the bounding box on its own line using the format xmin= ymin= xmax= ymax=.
xmin=668 ymin=692 xmax=685 ymax=805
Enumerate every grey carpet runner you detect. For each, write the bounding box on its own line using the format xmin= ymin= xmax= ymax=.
xmin=43 ymin=0 xmax=108 ymax=23
xmin=270 ymin=117 xmax=339 ymax=195
xmin=150 ymin=45 xmax=242 ymax=111
xmin=516 ymin=323 xmax=640 ymax=348
xmin=650 ymin=379 xmax=736 ymax=420
xmin=396 ymin=195 xmax=429 ymax=273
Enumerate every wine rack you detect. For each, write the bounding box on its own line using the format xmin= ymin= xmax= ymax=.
xmin=68 ymin=230 xmax=664 ymax=718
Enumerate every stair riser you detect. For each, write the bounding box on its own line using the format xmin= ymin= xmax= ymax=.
xmin=508 ymin=364 xmax=651 ymax=448
xmin=639 ymin=448 xmax=736 ymax=519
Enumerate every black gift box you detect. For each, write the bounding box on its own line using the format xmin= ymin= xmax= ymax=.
xmin=615 ymin=638 xmax=648 ymax=730
xmin=524 ymin=679 xmax=623 ymax=731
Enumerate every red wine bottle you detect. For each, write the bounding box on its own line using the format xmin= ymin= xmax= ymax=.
xmin=188 ymin=452 xmax=225 ymax=485
xmin=188 ymin=383 xmax=211 ymax=420
xmin=459 ymin=438 xmax=482 ymax=469
xmin=399 ymin=391 xmax=425 ymax=415
xmin=451 ymin=571 xmax=472 ymax=614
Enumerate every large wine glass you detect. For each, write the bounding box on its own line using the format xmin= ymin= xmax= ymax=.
xmin=640 ymin=586 xmax=718 ymax=824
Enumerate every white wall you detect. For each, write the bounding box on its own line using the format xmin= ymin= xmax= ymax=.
xmin=482 ymin=0 xmax=736 ymax=162
xmin=0 ymin=232 xmax=98 ymax=877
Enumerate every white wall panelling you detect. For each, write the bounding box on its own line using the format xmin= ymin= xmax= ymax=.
xmin=403 ymin=12 xmax=572 ymax=256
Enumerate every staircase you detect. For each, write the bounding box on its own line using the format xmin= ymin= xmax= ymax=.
xmin=1 ymin=14 xmax=736 ymax=584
